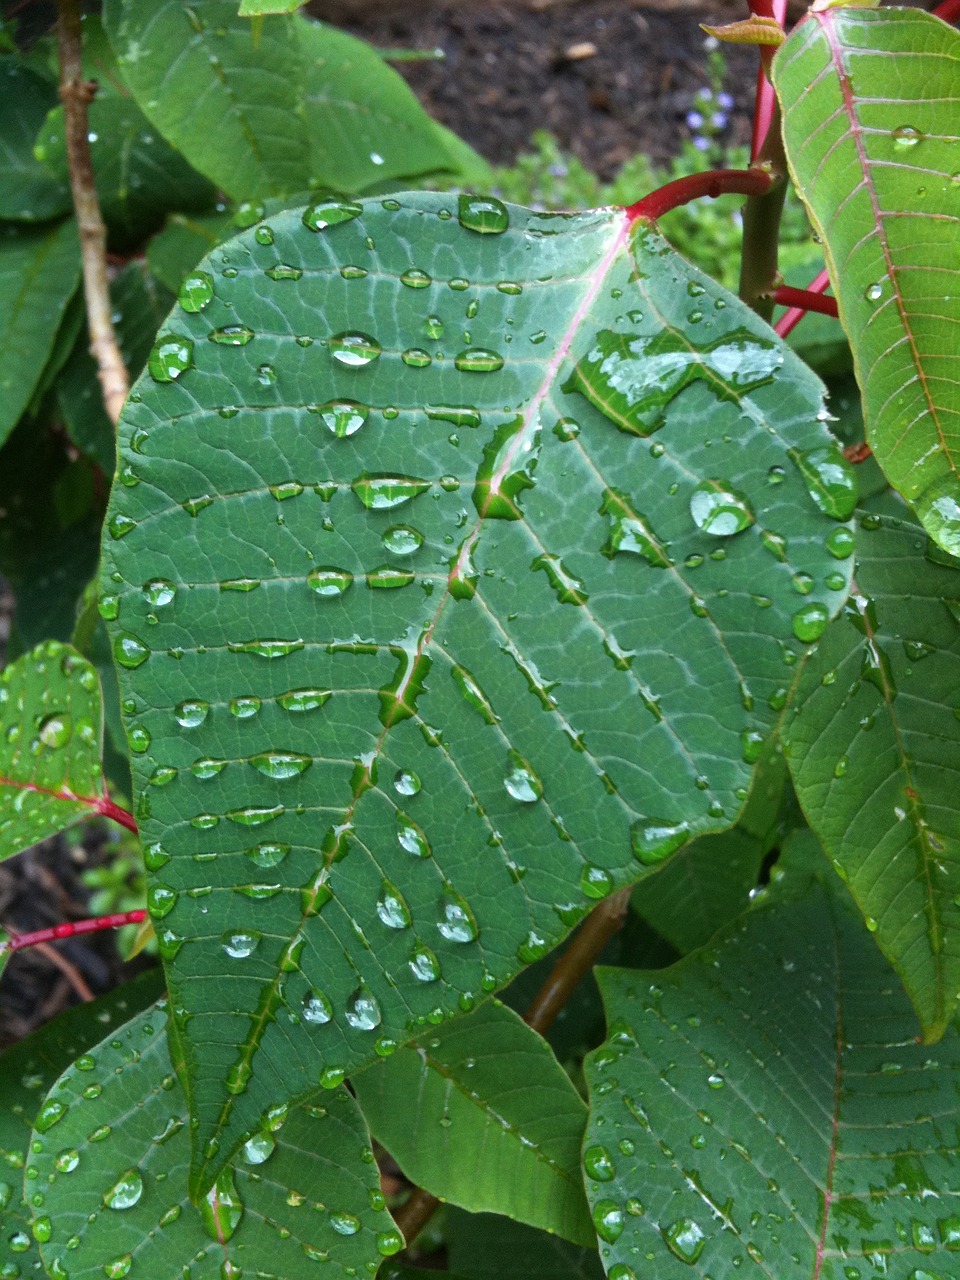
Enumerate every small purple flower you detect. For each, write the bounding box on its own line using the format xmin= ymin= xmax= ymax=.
xmin=711 ymin=112 xmax=728 ymax=129
xmin=548 ymin=163 xmax=568 ymax=178
xmin=693 ymin=136 xmax=711 ymax=152
xmin=698 ymin=88 xmax=713 ymax=102
xmin=717 ymin=92 xmax=735 ymax=111
xmin=686 ymin=110 xmax=704 ymax=130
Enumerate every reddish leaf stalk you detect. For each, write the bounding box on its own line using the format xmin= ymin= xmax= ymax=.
xmin=774 ymin=266 xmax=832 ymax=338
xmin=771 ymin=286 xmax=838 ymax=319
xmin=932 ymin=0 xmax=960 ymax=24
xmin=0 ymin=774 xmax=138 ymax=834
xmin=0 ymin=910 xmax=148 ymax=957
xmin=625 ymin=167 xmax=774 ymax=223
xmin=748 ymin=0 xmax=787 ymax=160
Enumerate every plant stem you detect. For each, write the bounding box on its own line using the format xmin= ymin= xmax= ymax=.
xmin=771 ymin=286 xmax=838 ymax=319
xmin=94 ymin=796 xmax=139 ymax=834
xmin=0 ymin=910 xmax=148 ymax=958
xmin=932 ymin=0 xmax=960 ymax=23
xmin=391 ymin=886 xmax=633 ymax=1248
xmin=625 ymin=168 xmax=773 ymax=224
xmin=56 ymin=0 xmax=129 ymax=425
xmin=774 ymin=266 xmax=832 ymax=339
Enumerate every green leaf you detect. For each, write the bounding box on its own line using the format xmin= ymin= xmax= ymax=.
xmin=146 ymin=211 xmax=236 ymax=295
xmin=0 ymin=58 xmax=72 ymax=221
xmin=0 ymin=641 xmax=113 ymax=861
xmin=583 ymin=889 xmax=960 ymax=1276
xmin=353 ymin=999 xmax=593 ymax=1244
xmin=0 ymin=970 xmax=165 ymax=1280
xmin=0 ymin=219 xmax=81 ymax=448
xmin=35 ymin=94 xmax=217 ymax=252
xmin=238 ymin=0 xmax=308 ymax=12
xmin=783 ymin=504 xmax=960 ymax=1040
xmin=774 ymin=8 xmax=960 ymax=555
xmin=100 ymin=194 xmax=854 ymax=1192
xmin=103 ymin=0 xmax=459 ymax=200
xmin=28 ymin=1003 xmax=403 ymax=1280
xmin=446 ymin=1209 xmax=605 ymax=1280
xmin=58 ymin=263 xmax=175 ymax=474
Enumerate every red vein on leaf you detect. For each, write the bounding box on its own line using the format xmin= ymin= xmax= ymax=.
xmin=774 ymin=267 xmax=832 ymax=338
xmin=625 ymin=168 xmax=774 ymax=223
xmin=0 ymin=773 xmax=138 ymax=834
xmin=0 ymin=910 xmax=147 ymax=957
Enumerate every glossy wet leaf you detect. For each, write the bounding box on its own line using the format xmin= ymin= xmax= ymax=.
xmin=0 ymin=971 xmax=164 ymax=1280
xmin=103 ymin=0 xmax=461 ymax=200
xmin=0 ymin=641 xmax=111 ymax=861
xmin=775 ymin=8 xmax=960 ymax=555
xmin=101 ymin=193 xmax=852 ymax=1192
xmin=146 ymin=211 xmax=236 ymax=295
xmin=353 ymin=999 xmax=593 ymax=1244
xmin=28 ymin=1003 xmax=400 ymax=1280
xmin=446 ymin=1209 xmax=605 ymax=1280
xmin=0 ymin=219 xmax=81 ymax=448
xmin=584 ymin=888 xmax=960 ymax=1277
xmin=783 ymin=503 xmax=960 ymax=1040
xmin=0 ymin=58 xmax=71 ymax=221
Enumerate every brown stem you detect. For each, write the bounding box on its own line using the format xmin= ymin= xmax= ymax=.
xmin=390 ymin=887 xmax=633 ymax=1247
xmin=31 ymin=940 xmax=95 ymax=1003
xmin=56 ymin=0 xmax=129 ymax=425
xmin=738 ymin=100 xmax=788 ymax=322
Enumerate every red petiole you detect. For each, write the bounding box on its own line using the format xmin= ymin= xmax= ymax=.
xmin=0 ymin=910 xmax=148 ymax=957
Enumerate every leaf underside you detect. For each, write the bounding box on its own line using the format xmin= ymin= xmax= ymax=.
xmin=101 ymin=192 xmax=854 ymax=1192
xmin=774 ymin=7 xmax=960 ymax=554
xmin=584 ymin=888 xmax=960 ymax=1278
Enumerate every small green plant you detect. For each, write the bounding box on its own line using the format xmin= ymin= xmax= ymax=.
xmin=1 ymin=1 xmax=959 ymax=1278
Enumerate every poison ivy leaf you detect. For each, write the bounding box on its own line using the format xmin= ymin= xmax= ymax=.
xmin=0 ymin=220 xmax=81 ymax=448
xmin=0 ymin=58 xmax=71 ymax=221
xmin=0 ymin=641 xmax=115 ymax=861
xmin=0 ymin=970 xmax=165 ymax=1280
xmin=103 ymin=0 xmax=460 ymax=201
xmin=28 ymin=1004 xmax=403 ymax=1280
xmin=353 ymin=999 xmax=593 ymax=1244
xmin=774 ymin=8 xmax=960 ymax=556
xmin=58 ymin=263 xmax=175 ymax=474
xmin=446 ymin=1209 xmax=605 ymax=1280
xmin=101 ymin=193 xmax=855 ymax=1193
xmin=783 ymin=504 xmax=960 ymax=1040
xmin=35 ymin=93 xmax=217 ymax=252
xmin=583 ymin=889 xmax=960 ymax=1277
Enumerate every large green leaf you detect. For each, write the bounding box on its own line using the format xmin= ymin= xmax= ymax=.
xmin=102 ymin=0 xmax=459 ymax=200
xmin=353 ymin=999 xmax=592 ymax=1244
xmin=0 ymin=220 xmax=81 ymax=448
xmin=583 ymin=888 xmax=960 ymax=1278
xmin=783 ymin=501 xmax=960 ymax=1040
xmin=101 ymin=193 xmax=855 ymax=1192
xmin=0 ymin=970 xmax=165 ymax=1280
xmin=446 ymin=1209 xmax=605 ymax=1280
xmin=0 ymin=641 xmax=113 ymax=861
xmin=774 ymin=8 xmax=960 ymax=555
xmin=28 ymin=1004 xmax=404 ymax=1280
xmin=0 ymin=58 xmax=71 ymax=221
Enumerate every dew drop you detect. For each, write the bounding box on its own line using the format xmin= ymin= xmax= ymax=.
xmin=662 ymin=1217 xmax=706 ymax=1263
xmin=631 ymin=818 xmax=690 ymax=865
xmin=302 ymin=989 xmax=333 ymax=1024
xmin=265 ymin=262 xmax=302 ymax=281
xmin=330 ymin=1211 xmax=361 ymax=1236
xmin=580 ymin=864 xmax=615 ymax=900
xmin=142 ymin=578 xmax=176 ymax=608
xmin=354 ymin=473 xmax=429 ymax=509
xmin=230 ymin=695 xmax=262 ymax=718
xmin=376 ymin=1228 xmax=404 ymax=1257
xmin=279 ymin=688 xmax=330 ymax=713
xmin=504 ymin=751 xmax=542 ymax=803
xmin=315 ymin=400 xmax=368 ymax=438
xmin=592 ymin=1199 xmax=625 ymax=1244
xmin=454 ymin=348 xmax=504 ymax=373
xmin=174 ymin=700 xmax=209 ymax=729
xmin=409 ymin=943 xmax=441 ymax=982
xmin=584 ymin=1145 xmax=616 ymax=1181
xmin=209 ymin=324 xmax=254 ymax=346
xmin=307 ymin=566 xmax=353 ymax=597
xmin=394 ymin=769 xmax=421 ymax=796
xmin=200 ymin=1169 xmax=243 ymax=1242
xmin=397 ymin=815 xmax=431 ymax=858
xmin=382 ymin=525 xmax=424 ymax=556
xmin=329 ymin=331 xmax=381 ymax=367
xmin=826 ymin=527 xmax=855 ymax=559
xmin=109 ymin=513 xmax=136 ymax=539
xmin=367 ymin=565 xmax=415 ymax=590
xmin=242 ymin=1132 xmax=276 ymax=1165
xmin=437 ymin=890 xmax=479 ymax=943
xmin=302 ymin=200 xmax=361 ymax=232
xmin=38 ymin=714 xmax=72 ymax=749
xmin=402 ymin=348 xmax=432 ymax=368
xmin=245 ymin=842 xmax=290 ymax=868
xmin=892 ymin=124 xmax=922 ymax=147
xmin=178 ymin=270 xmax=214 ymax=312
xmin=148 ymin=334 xmax=193 ymax=382
xmin=344 ymin=986 xmax=381 ymax=1031
xmin=915 ymin=476 xmax=960 ymax=557
xmin=249 ymin=751 xmax=312 ymax=780
xmin=377 ymin=881 xmax=412 ymax=929
xmin=689 ymin=479 xmax=755 ymax=537
xmin=103 ymin=1170 xmax=143 ymax=1211
xmin=400 ymin=267 xmax=431 ymax=289
xmin=865 ymin=281 xmax=884 ymax=303
xmin=113 ymin=633 xmax=149 ymax=669
xmin=792 ymin=602 xmax=830 ymax=643
xmin=457 ymin=194 xmax=509 ymax=234
xmin=790 ymin=445 xmax=858 ymax=520
xmin=222 ymin=930 xmax=260 ymax=959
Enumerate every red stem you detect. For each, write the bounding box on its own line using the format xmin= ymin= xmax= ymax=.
xmin=626 ymin=168 xmax=774 ymax=223
xmin=1 ymin=910 xmax=148 ymax=956
xmin=93 ymin=797 xmax=139 ymax=834
xmin=749 ymin=0 xmax=788 ymax=161
xmin=774 ymin=266 xmax=832 ymax=338
xmin=772 ymin=285 xmax=838 ymax=318
xmin=0 ymin=774 xmax=137 ymax=835
xmin=933 ymin=0 xmax=960 ymax=23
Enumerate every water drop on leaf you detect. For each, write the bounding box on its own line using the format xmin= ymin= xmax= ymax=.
xmin=689 ymin=479 xmax=755 ymax=537
xmin=178 ymin=270 xmax=214 ymax=312
xmin=315 ymin=400 xmax=368 ymax=438
xmin=454 ymin=348 xmax=504 ymax=373
xmin=103 ymin=1169 xmax=143 ymax=1211
xmin=662 ymin=1217 xmax=706 ymax=1263
xmin=592 ymin=1199 xmax=625 ymax=1243
xmin=344 ymin=986 xmax=381 ymax=1031
xmin=457 ymin=194 xmax=509 ymax=234
xmin=792 ymin=602 xmax=830 ymax=642
xmin=631 ymin=818 xmax=690 ymax=864
xmin=504 ymin=750 xmax=542 ymax=802
xmin=148 ymin=334 xmax=193 ymax=382
xmin=302 ymin=200 xmax=361 ymax=231
xmin=789 ymin=445 xmax=858 ymax=519
xmin=329 ymin=331 xmax=381 ymax=367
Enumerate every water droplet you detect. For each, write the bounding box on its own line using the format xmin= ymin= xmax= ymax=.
xmin=229 ymin=695 xmax=261 ymax=718
xmin=269 ymin=481 xmax=303 ymax=501
xmin=142 ymin=578 xmax=175 ymax=608
xmin=302 ymin=200 xmax=361 ymax=232
xmin=377 ymin=881 xmax=412 ymax=929
xmin=394 ymin=769 xmax=420 ymax=796
xmin=584 ymin=1145 xmax=616 ymax=1181
xmin=244 ymin=842 xmax=289 ymax=869
xmin=454 ymin=348 xmax=504 ymax=373
xmin=209 ymin=324 xmax=254 ymax=346
xmin=330 ymin=1211 xmax=361 ymax=1236
xmin=148 ymin=334 xmax=193 ymax=382
xmin=340 ymin=263 xmax=368 ymax=280
xmin=266 ymin=262 xmax=302 ymax=281
xmin=689 ymin=479 xmax=755 ymax=537
xmin=103 ymin=1169 xmax=143 ymax=1211
xmin=600 ymin=488 xmax=670 ymax=565
xmin=397 ymin=815 xmax=431 ymax=858
xmin=367 ymin=565 xmax=416 ymax=590
xmin=792 ymin=602 xmax=830 ymax=643
xmin=892 ymin=124 xmax=922 ymax=147
xmin=200 ymin=1168 xmax=243 ymax=1242
xmin=504 ymin=751 xmax=542 ymax=803
xmin=631 ymin=818 xmax=690 ymax=864
xmin=410 ymin=943 xmax=441 ymax=982
xmin=531 ymin=553 xmax=588 ymax=605
xmin=344 ymin=986 xmax=381 ymax=1031
xmin=381 ymin=525 xmax=424 ymax=557
xmin=864 ymin=281 xmax=884 ymax=303
xmin=242 ymin=1132 xmax=275 ymax=1165
xmin=38 ymin=713 xmax=72 ymax=749
xmin=178 ymin=270 xmax=214 ymax=312
xmin=580 ymin=864 xmax=615 ymax=899
xmin=662 ymin=1217 xmax=706 ymax=1263
xmin=222 ymin=930 xmax=260 ymax=958
xmin=401 ymin=347 xmax=432 ymax=368
xmin=826 ymin=527 xmax=855 ymax=559
xmin=915 ymin=476 xmax=960 ymax=557
xmin=228 ymin=638 xmax=303 ymax=659
xmin=437 ymin=890 xmax=479 ymax=943
xmin=109 ymin=513 xmax=136 ymax=540
xmin=354 ymin=473 xmax=429 ymax=509
xmin=451 ymin=664 xmax=498 ymax=724
xmin=314 ymin=399 xmax=368 ymax=438
xmin=249 ymin=751 xmax=312 ymax=780
xmin=458 ymin=194 xmax=509 ymax=234
xmin=182 ymin=494 xmax=213 ymax=517
xmin=592 ymin=1199 xmax=625 ymax=1244
xmin=400 ymin=267 xmax=431 ymax=288
xmin=174 ymin=699 xmax=209 ymax=729
xmin=226 ymin=804 xmax=284 ymax=827
xmin=329 ymin=331 xmax=381 ymax=367
xmin=302 ymin=989 xmax=333 ymax=1024
xmin=307 ymin=565 xmax=353 ymax=599
xmin=376 ymin=1228 xmax=404 ymax=1257
xmin=113 ymin=633 xmax=149 ymax=669
xmin=790 ymin=445 xmax=858 ymax=520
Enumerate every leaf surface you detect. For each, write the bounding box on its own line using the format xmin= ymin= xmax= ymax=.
xmin=0 ymin=219 xmax=81 ymax=448
xmin=0 ymin=641 xmax=113 ymax=861
xmin=353 ymin=999 xmax=592 ymax=1243
xmin=102 ymin=0 xmax=458 ymax=200
xmin=583 ymin=889 xmax=960 ymax=1277
xmin=783 ymin=503 xmax=960 ymax=1040
xmin=446 ymin=1209 xmax=605 ymax=1280
xmin=101 ymin=193 xmax=853 ymax=1192
xmin=0 ymin=58 xmax=71 ymax=221
xmin=28 ymin=1004 xmax=403 ymax=1280
xmin=774 ymin=8 xmax=960 ymax=555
